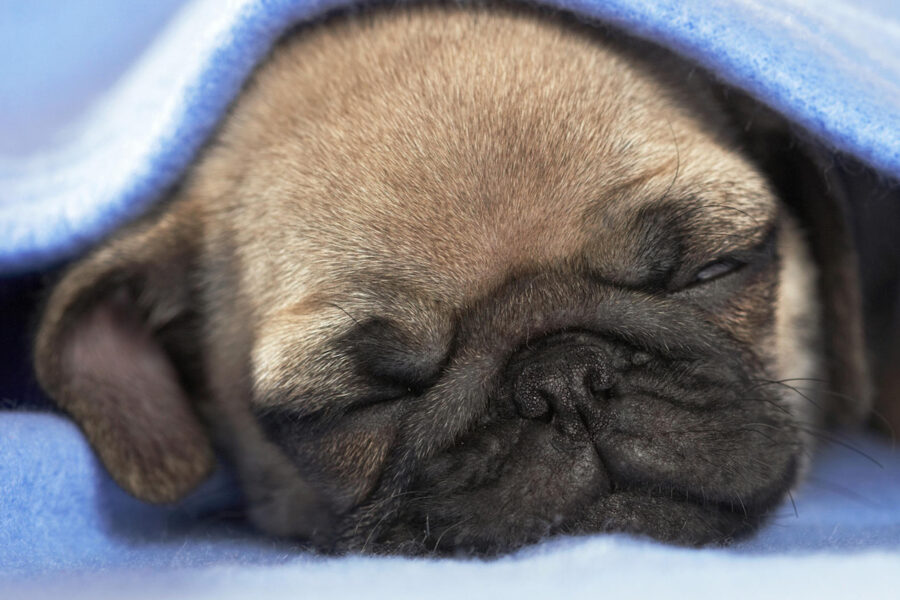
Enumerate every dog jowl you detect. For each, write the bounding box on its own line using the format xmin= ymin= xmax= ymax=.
xmin=34 ymin=5 xmax=871 ymax=555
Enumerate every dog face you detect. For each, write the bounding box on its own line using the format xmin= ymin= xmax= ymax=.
xmin=34 ymin=6 xmax=870 ymax=554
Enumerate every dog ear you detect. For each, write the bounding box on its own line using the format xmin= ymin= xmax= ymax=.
xmin=34 ymin=204 xmax=215 ymax=503
xmin=725 ymin=95 xmax=872 ymax=425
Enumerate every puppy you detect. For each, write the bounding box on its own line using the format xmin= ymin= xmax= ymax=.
xmin=33 ymin=4 xmax=873 ymax=554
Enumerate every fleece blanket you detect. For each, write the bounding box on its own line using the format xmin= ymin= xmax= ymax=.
xmin=2 ymin=0 xmax=900 ymax=595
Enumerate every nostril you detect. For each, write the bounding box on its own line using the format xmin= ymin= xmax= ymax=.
xmin=585 ymin=368 xmax=612 ymax=400
xmin=519 ymin=390 xmax=553 ymax=420
xmin=533 ymin=390 xmax=555 ymax=423
xmin=513 ymin=365 xmax=554 ymax=420
xmin=510 ymin=342 xmax=615 ymax=423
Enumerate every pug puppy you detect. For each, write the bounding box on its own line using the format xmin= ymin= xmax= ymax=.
xmin=33 ymin=4 xmax=873 ymax=554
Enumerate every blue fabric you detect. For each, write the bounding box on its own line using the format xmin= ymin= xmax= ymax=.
xmin=1 ymin=0 xmax=899 ymax=274
xmin=3 ymin=412 xmax=900 ymax=595
xmin=2 ymin=0 xmax=900 ymax=594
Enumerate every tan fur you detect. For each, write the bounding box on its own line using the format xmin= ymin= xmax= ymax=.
xmin=34 ymin=5 xmax=863 ymax=548
xmin=191 ymin=8 xmax=779 ymax=404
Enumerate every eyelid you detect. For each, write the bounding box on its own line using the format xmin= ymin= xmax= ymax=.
xmin=340 ymin=316 xmax=449 ymax=391
xmin=693 ymin=258 xmax=744 ymax=283
xmin=687 ymin=225 xmax=778 ymax=287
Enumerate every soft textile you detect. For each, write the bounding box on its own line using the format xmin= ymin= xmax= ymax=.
xmin=2 ymin=0 xmax=900 ymax=273
xmin=2 ymin=0 xmax=900 ymax=595
xmin=3 ymin=412 xmax=900 ymax=596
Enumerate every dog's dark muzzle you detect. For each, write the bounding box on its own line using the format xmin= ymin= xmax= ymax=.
xmin=508 ymin=332 xmax=614 ymax=421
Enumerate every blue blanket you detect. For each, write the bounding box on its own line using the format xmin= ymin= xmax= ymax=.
xmin=2 ymin=0 xmax=900 ymax=594
xmin=4 ymin=412 xmax=900 ymax=595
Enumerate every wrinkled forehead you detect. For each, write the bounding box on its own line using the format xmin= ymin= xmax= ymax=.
xmin=208 ymin=7 xmax=777 ymax=307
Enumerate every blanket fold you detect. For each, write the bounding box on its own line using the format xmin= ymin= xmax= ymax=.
xmin=2 ymin=0 xmax=900 ymax=593
xmin=1 ymin=0 xmax=899 ymax=274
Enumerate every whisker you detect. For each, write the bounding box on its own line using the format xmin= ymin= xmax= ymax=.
xmin=659 ymin=116 xmax=682 ymax=204
xmin=793 ymin=426 xmax=884 ymax=468
xmin=804 ymin=476 xmax=884 ymax=509
xmin=752 ymin=379 xmax=825 ymax=412
xmin=786 ymin=490 xmax=799 ymax=518
xmin=868 ymin=408 xmax=898 ymax=445
xmin=756 ymin=377 xmax=896 ymax=444
xmin=361 ymin=503 xmax=399 ymax=553
xmin=778 ymin=384 xmax=857 ymax=407
xmin=735 ymin=419 xmax=880 ymax=468
xmin=431 ymin=515 xmax=474 ymax=554
xmin=326 ymin=301 xmax=362 ymax=327
xmin=703 ymin=203 xmax=763 ymax=225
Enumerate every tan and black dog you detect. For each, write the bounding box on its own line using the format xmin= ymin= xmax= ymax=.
xmin=33 ymin=5 xmax=873 ymax=554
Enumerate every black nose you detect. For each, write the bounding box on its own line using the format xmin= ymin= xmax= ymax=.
xmin=508 ymin=332 xmax=615 ymax=426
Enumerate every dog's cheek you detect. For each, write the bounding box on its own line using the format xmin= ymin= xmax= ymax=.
xmin=725 ymin=273 xmax=778 ymax=357
xmin=276 ymin=403 xmax=402 ymax=511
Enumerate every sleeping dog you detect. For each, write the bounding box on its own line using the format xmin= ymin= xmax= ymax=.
xmin=33 ymin=4 xmax=874 ymax=554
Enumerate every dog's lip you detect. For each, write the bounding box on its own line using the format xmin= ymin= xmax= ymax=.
xmin=397 ymin=471 xmax=792 ymax=554
xmin=570 ymin=491 xmax=769 ymax=547
xmin=557 ymin=457 xmax=799 ymax=547
xmin=587 ymin=416 xmax=801 ymax=509
xmin=601 ymin=452 xmax=800 ymax=518
xmin=330 ymin=424 xmax=799 ymax=553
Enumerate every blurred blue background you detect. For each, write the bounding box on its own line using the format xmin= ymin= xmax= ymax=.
xmin=0 ymin=0 xmax=187 ymax=155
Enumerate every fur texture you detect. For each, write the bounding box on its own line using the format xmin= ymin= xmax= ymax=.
xmin=34 ymin=5 xmax=870 ymax=555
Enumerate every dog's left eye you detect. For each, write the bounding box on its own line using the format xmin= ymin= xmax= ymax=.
xmin=691 ymin=257 xmax=745 ymax=284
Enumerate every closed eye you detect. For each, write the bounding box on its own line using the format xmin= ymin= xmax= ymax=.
xmin=339 ymin=317 xmax=448 ymax=392
xmin=691 ymin=257 xmax=746 ymax=284
xmin=689 ymin=224 xmax=779 ymax=288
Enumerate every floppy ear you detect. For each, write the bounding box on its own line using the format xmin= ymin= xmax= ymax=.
xmin=34 ymin=205 xmax=215 ymax=503
xmin=726 ymin=97 xmax=872 ymax=425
